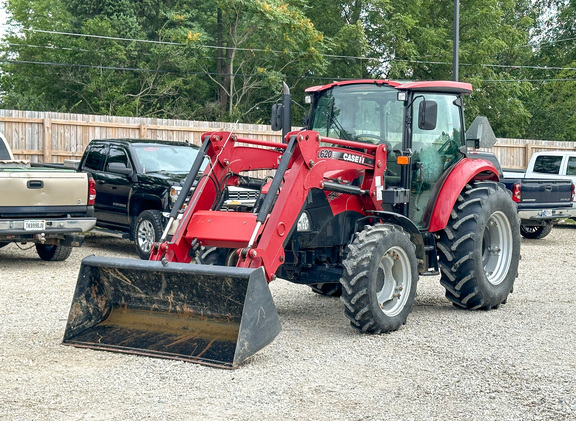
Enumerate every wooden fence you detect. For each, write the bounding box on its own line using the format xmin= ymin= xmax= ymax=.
xmin=1 ymin=109 xmax=575 ymax=168
xmin=484 ymin=138 xmax=576 ymax=169
xmin=0 ymin=110 xmax=281 ymax=163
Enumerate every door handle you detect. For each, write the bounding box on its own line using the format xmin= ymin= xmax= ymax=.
xmin=96 ymin=180 xmax=105 ymax=184
xmin=27 ymin=180 xmax=44 ymax=189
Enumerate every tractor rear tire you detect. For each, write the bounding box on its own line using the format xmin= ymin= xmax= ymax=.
xmin=340 ymin=224 xmax=418 ymax=334
xmin=35 ymin=244 xmax=73 ymax=261
xmin=520 ymin=224 xmax=552 ymax=239
xmin=437 ymin=181 xmax=520 ymax=310
xmin=310 ymin=283 xmax=342 ymax=297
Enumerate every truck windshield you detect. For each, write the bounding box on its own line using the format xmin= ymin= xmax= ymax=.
xmin=310 ymin=84 xmax=405 ymax=146
xmin=133 ymin=144 xmax=206 ymax=174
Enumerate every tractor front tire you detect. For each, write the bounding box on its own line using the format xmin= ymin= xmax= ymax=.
xmin=340 ymin=224 xmax=418 ymax=334
xmin=194 ymin=247 xmax=237 ymax=266
xmin=36 ymin=244 xmax=73 ymax=261
xmin=520 ymin=224 xmax=552 ymax=239
xmin=437 ymin=181 xmax=520 ymax=310
xmin=134 ymin=209 xmax=163 ymax=259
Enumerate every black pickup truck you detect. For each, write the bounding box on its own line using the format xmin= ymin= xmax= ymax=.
xmin=76 ymin=139 xmax=203 ymax=258
xmin=76 ymin=138 xmax=258 ymax=258
xmin=500 ymin=175 xmax=574 ymax=239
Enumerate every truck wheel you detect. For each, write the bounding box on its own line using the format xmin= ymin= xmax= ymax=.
xmin=520 ymin=225 xmax=552 ymax=239
xmin=437 ymin=182 xmax=520 ymax=310
xmin=340 ymin=224 xmax=418 ymax=334
xmin=310 ymin=283 xmax=342 ymax=297
xmin=134 ymin=209 xmax=163 ymax=259
xmin=35 ymin=244 xmax=73 ymax=261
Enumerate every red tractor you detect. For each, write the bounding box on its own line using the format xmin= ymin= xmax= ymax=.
xmin=63 ymin=80 xmax=520 ymax=368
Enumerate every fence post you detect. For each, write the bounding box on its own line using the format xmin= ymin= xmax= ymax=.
xmin=139 ymin=124 xmax=148 ymax=138
xmin=525 ymin=144 xmax=533 ymax=168
xmin=43 ymin=118 xmax=52 ymax=162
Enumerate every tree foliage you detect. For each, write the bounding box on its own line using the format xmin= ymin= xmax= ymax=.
xmin=0 ymin=0 xmax=574 ymax=140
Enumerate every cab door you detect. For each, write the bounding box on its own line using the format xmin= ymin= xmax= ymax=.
xmin=99 ymin=146 xmax=133 ymax=226
xmin=408 ymin=93 xmax=464 ymax=228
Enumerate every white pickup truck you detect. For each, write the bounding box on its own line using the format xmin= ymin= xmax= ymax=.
xmin=0 ymin=133 xmax=97 ymax=260
xmin=503 ymin=150 xmax=576 ymax=238
xmin=514 ymin=151 xmax=576 ymax=186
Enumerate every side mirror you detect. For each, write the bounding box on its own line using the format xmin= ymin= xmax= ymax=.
xmin=271 ymin=82 xmax=292 ymax=141
xmin=107 ymin=162 xmax=133 ymax=176
xmin=465 ymin=116 xmax=498 ymax=149
xmin=271 ymin=103 xmax=283 ymax=132
xmin=418 ymin=100 xmax=437 ymax=130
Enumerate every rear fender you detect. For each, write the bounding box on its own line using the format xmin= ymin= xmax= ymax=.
xmin=427 ymin=158 xmax=499 ymax=232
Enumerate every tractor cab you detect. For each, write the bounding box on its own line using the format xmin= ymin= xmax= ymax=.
xmin=305 ymin=80 xmax=471 ymax=228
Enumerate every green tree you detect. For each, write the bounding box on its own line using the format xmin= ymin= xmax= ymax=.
xmin=210 ymin=0 xmax=326 ymax=122
xmin=303 ymin=0 xmax=538 ymax=137
xmin=0 ymin=0 xmax=325 ymax=122
xmin=525 ymin=0 xmax=576 ymax=140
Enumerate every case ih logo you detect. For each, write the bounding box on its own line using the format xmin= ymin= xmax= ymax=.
xmin=342 ymin=153 xmax=365 ymax=164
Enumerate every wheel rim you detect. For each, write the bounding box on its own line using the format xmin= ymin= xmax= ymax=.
xmin=137 ymin=220 xmax=155 ymax=253
xmin=482 ymin=211 xmax=513 ymax=285
xmin=376 ymin=246 xmax=412 ymax=317
xmin=521 ymin=226 xmax=538 ymax=234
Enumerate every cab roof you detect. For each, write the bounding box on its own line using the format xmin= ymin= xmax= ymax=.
xmin=305 ymin=79 xmax=473 ymax=95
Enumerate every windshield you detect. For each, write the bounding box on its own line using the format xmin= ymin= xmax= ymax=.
xmin=133 ymin=144 xmax=206 ymax=174
xmin=310 ymin=84 xmax=405 ymax=146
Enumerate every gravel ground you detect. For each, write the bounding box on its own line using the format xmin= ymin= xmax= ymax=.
xmin=1 ymin=227 xmax=575 ymax=421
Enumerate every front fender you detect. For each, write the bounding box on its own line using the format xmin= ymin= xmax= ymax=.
xmin=427 ymin=158 xmax=499 ymax=232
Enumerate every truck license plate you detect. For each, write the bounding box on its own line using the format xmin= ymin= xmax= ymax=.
xmin=539 ymin=209 xmax=553 ymax=218
xmin=24 ymin=220 xmax=46 ymax=231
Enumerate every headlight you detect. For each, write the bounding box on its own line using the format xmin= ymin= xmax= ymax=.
xmin=170 ymin=186 xmax=182 ymax=207
xmin=297 ymin=211 xmax=312 ymax=232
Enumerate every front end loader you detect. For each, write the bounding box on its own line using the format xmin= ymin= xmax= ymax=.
xmin=63 ymin=80 xmax=520 ymax=368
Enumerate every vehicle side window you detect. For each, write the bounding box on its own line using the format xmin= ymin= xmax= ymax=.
xmin=533 ymin=155 xmax=562 ymax=175
xmin=106 ymin=147 xmax=131 ymax=171
xmin=83 ymin=144 xmax=107 ymax=171
xmin=566 ymin=157 xmax=576 ymax=176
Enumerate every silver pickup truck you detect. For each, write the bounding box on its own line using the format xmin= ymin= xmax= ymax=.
xmin=0 ymin=133 xmax=96 ymax=261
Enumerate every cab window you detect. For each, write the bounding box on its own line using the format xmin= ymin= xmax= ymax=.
xmin=105 ymin=147 xmax=131 ymax=171
xmin=83 ymin=144 xmax=107 ymax=171
xmin=533 ymin=155 xmax=562 ymax=175
xmin=410 ymin=94 xmax=463 ymax=227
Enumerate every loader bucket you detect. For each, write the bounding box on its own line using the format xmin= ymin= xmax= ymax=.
xmin=62 ymin=256 xmax=281 ymax=369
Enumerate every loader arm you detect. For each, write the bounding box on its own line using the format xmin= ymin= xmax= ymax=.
xmin=155 ymin=130 xmax=389 ymax=281
xmin=150 ymin=132 xmax=287 ymax=262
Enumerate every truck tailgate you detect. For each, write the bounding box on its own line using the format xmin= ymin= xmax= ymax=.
xmin=0 ymin=168 xmax=89 ymax=207
xmin=517 ymin=178 xmax=573 ymax=205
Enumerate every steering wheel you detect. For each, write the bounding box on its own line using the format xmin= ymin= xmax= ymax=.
xmin=354 ymin=134 xmax=392 ymax=150
xmin=438 ymin=138 xmax=459 ymax=155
